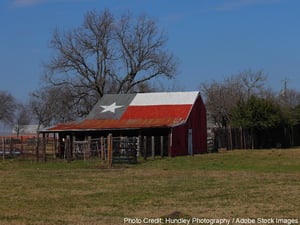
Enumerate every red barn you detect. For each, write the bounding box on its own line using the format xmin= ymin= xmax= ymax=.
xmin=41 ymin=91 xmax=207 ymax=157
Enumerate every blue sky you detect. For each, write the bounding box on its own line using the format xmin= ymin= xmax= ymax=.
xmin=0 ymin=0 xmax=299 ymax=102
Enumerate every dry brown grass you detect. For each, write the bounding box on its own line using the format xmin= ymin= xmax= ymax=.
xmin=0 ymin=149 xmax=299 ymax=224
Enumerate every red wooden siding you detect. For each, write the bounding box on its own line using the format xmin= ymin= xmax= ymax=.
xmin=169 ymin=94 xmax=207 ymax=156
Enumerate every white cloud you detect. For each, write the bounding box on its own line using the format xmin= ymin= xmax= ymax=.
xmin=11 ymin=0 xmax=47 ymax=7
xmin=212 ymin=0 xmax=284 ymax=11
xmin=11 ymin=0 xmax=93 ymax=7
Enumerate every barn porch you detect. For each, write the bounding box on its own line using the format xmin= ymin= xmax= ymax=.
xmin=38 ymin=127 xmax=172 ymax=164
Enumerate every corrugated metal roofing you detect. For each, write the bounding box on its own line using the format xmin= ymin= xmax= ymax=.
xmin=46 ymin=118 xmax=186 ymax=132
xmin=44 ymin=91 xmax=200 ymax=132
xmin=86 ymin=93 xmax=136 ymax=120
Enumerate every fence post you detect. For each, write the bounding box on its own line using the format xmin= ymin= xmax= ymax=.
xmin=21 ymin=136 xmax=24 ymax=155
xmin=100 ymin=136 xmax=104 ymax=162
xmin=143 ymin=136 xmax=147 ymax=160
xmin=72 ymin=136 xmax=76 ymax=159
xmin=88 ymin=136 xmax=91 ymax=158
xmin=168 ymin=133 xmax=172 ymax=157
xmin=151 ymin=136 xmax=155 ymax=159
xmin=57 ymin=133 xmax=60 ymax=158
xmin=2 ymin=137 xmax=4 ymax=160
xmin=160 ymin=136 xmax=164 ymax=158
xmin=107 ymin=134 xmax=112 ymax=167
xmin=42 ymin=133 xmax=47 ymax=162
xmin=36 ymin=134 xmax=40 ymax=162
xmin=10 ymin=137 xmax=13 ymax=153
xmin=66 ymin=135 xmax=71 ymax=163
xmin=137 ymin=135 xmax=141 ymax=157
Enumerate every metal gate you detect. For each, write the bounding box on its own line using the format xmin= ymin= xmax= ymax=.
xmin=111 ymin=137 xmax=138 ymax=164
xmin=73 ymin=138 xmax=103 ymax=160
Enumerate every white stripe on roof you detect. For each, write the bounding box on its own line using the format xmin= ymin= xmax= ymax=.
xmin=130 ymin=91 xmax=199 ymax=106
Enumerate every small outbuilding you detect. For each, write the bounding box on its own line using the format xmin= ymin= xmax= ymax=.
xmin=40 ymin=91 xmax=207 ymax=158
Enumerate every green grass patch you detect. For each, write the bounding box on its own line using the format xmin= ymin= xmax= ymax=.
xmin=0 ymin=149 xmax=299 ymax=224
xmin=138 ymin=149 xmax=300 ymax=172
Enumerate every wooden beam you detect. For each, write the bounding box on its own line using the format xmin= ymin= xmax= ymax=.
xmin=107 ymin=134 xmax=112 ymax=167
xmin=66 ymin=135 xmax=71 ymax=163
xmin=143 ymin=136 xmax=147 ymax=160
xmin=2 ymin=137 xmax=5 ymax=160
xmin=100 ymin=136 xmax=104 ymax=162
xmin=160 ymin=136 xmax=164 ymax=158
xmin=87 ymin=136 xmax=91 ymax=159
xmin=42 ymin=133 xmax=47 ymax=162
xmin=72 ymin=136 xmax=76 ymax=159
xmin=151 ymin=136 xmax=155 ymax=159
xmin=36 ymin=134 xmax=39 ymax=162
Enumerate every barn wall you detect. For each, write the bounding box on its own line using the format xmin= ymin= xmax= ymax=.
xmin=187 ymin=94 xmax=207 ymax=154
xmin=170 ymin=95 xmax=207 ymax=156
xmin=170 ymin=124 xmax=188 ymax=156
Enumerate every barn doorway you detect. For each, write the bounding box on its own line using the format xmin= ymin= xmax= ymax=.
xmin=188 ymin=129 xmax=193 ymax=155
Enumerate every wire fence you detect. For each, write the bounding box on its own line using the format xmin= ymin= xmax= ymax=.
xmin=0 ymin=136 xmax=38 ymax=159
xmin=1 ymin=133 xmax=168 ymax=165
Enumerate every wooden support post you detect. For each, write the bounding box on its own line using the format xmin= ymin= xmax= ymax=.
xmin=57 ymin=135 xmax=61 ymax=158
xmin=107 ymin=134 xmax=113 ymax=167
xmin=151 ymin=136 xmax=155 ymax=159
xmin=160 ymin=136 xmax=164 ymax=158
xmin=36 ymin=134 xmax=40 ymax=162
xmin=51 ymin=134 xmax=54 ymax=158
xmin=139 ymin=135 xmax=143 ymax=158
xmin=96 ymin=138 xmax=100 ymax=159
xmin=2 ymin=137 xmax=4 ymax=160
xmin=54 ymin=133 xmax=58 ymax=158
xmin=88 ymin=136 xmax=91 ymax=158
xmin=66 ymin=135 xmax=71 ymax=163
xmin=42 ymin=133 xmax=47 ymax=162
xmin=137 ymin=135 xmax=141 ymax=157
xmin=72 ymin=136 xmax=76 ymax=159
xmin=143 ymin=136 xmax=147 ymax=160
xmin=100 ymin=136 xmax=105 ymax=162
xmin=168 ymin=132 xmax=172 ymax=157
xmin=10 ymin=137 xmax=13 ymax=153
xmin=21 ymin=136 xmax=24 ymax=155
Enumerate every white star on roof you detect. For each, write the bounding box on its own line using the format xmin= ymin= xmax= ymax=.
xmin=100 ymin=102 xmax=123 ymax=113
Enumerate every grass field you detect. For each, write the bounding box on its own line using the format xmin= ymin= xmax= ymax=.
xmin=0 ymin=149 xmax=299 ymax=225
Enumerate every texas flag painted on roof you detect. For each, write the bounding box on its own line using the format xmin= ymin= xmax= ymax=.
xmin=47 ymin=91 xmax=200 ymax=131
xmin=87 ymin=91 xmax=198 ymax=121
xmin=86 ymin=93 xmax=136 ymax=120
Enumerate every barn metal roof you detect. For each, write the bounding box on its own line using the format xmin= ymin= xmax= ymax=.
xmin=42 ymin=91 xmax=200 ymax=132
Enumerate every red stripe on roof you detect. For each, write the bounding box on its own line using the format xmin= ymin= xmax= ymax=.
xmin=47 ymin=118 xmax=186 ymax=131
xmin=121 ymin=105 xmax=192 ymax=120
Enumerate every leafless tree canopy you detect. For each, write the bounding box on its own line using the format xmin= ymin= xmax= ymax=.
xmin=45 ymin=9 xmax=177 ymax=108
xmin=0 ymin=91 xmax=17 ymax=125
xmin=200 ymin=70 xmax=268 ymax=127
xmin=29 ymin=85 xmax=81 ymax=128
xmin=13 ymin=104 xmax=32 ymax=136
xmin=240 ymin=70 xmax=267 ymax=99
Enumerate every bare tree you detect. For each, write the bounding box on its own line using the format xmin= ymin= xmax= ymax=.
xmin=201 ymin=77 xmax=243 ymax=128
xmin=29 ymin=89 xmax=53 ymax=130
xmin=0 ymin=90 xmax=17 ymax=125
xmin=200 ymin=70 xmax=268 ymax=128
xmin=45 ymin=9 xmax=177 ymax=114
xmin=278 ymin=88 xmax=300 ymax=109
xmin=13 ymin=104 xmax=32 ymax=137
xmin=114 ymin=12 xmax=176 ymax=93
xmin=29 ymin=85 xmax=80 ymax=128
xmin=240 ymin=69 xmax=267 ymax=100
